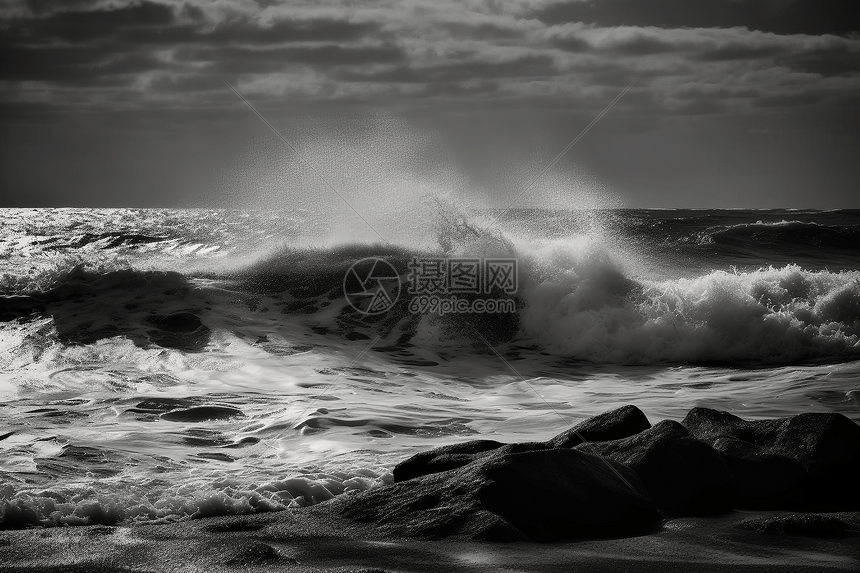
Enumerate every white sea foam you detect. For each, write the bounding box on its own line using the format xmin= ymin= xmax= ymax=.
xmin=517 ymin=235 xmax=860 ymax=363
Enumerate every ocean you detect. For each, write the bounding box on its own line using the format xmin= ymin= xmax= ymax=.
xmin=1 ymin=206 xmax=859 ymax=527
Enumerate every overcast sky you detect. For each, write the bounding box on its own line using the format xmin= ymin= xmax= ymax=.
xmin=1 ymin=0 xmax=858 ymax=208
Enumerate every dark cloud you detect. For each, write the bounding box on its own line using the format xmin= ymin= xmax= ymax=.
xmin=778 ymin=44 xmax=860 ymax=76
xmin=177 ymin=43 xmax=405 ymax=74
xmin=671 ymin=98 xmax=726 ymax=115
xmin=0 ymin=41 xmax=164 ymax=83
xmin=532 ymin=0 xmax=860 ymax=36
xmin=195 ymin=18 xmax=382 ymax=45
xmin=179 ymin=2 xmax=205 ymax=22
xmin=548 ymin=35 xmax=591 ymax=52
xmin=104 ymin=18 xmax=384 ymax=49
xmin=547 ymin=26 xmax=680 ymax=55
xmin=150 ymin=73 xmax=218 ymax=93
xmin=0 ymin=42 xmax=97 ymax=81
xmin=1 ymin=3 xmax=391 ymax=90
xmin=48 ymin=1 xmax=175 ymax=27
xmin=694 ymin=42 xmax=784 ymax=61
xmin=12 ymin=1 xmax=177 ymax=44
xmin=24 ymin=0 xmax=103 ymax=16
xmin=332 ymin=53 xmax=560 ymax=85
xmin=606 ymin=35 xmax=679 ymax=55
xmin=674 ymin=85 xmax=758 ymax=100
xmin=8 ymin=6 xmax=382 ymax=46
xmin=440 ymin=21 xmax=526 ymax=41
xmin=419 ymin=54 xmax=560 ymax=82
xmin=2 ymin=1 xmax=858 ymax=209
xmin=336 ymin=65 xmax=423 ymax=83
xmin=754 ymin=91 xmax=826 ymax=107
xmin=417 ymin=78 xmax=503 ymax=98
xmin=0 ymin=0 xmax=856 ymax=114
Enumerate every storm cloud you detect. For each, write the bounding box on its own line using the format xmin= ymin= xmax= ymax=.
xmin=0 ymin=0 xmax=856 ymax=113
xmin=1 ymin=0 xmax=858 ymax=207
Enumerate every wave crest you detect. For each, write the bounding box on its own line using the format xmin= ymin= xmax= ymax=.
xmin=520 ymin=252 xmax=860 ymax=364
xmin=700 ymin=220 xmax=860 ymax=250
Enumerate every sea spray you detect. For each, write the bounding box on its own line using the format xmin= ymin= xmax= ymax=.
xmin=519 ymin=251 xmax=860 ymax=364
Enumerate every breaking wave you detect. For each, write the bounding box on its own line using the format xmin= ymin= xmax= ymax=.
xmin=518 ymin=239 xmax=860 ymax=364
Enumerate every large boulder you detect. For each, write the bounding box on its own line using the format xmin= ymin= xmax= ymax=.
xmin=335 ymin=447 xmax=659 ymax=542
xmin=392 ymin=439 xmax=507 ymax=483
xmin=682 ymin=408 xmax=860 ymax=510
xmin=393 ymin=405 xmax=651 ymax=483
xmin=576 ymin=420 xmax=737 ymax=516
xmin=548 ymin=405 xmax=652 ymax=448
xmin=708 ymin=435 xmax=806 ymax=509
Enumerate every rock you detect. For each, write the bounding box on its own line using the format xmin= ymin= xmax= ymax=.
xmin=147 ymin=312 xmax=210 ymax=351
xmin=393 ymin=405 xmax=652 ymax=483
xmin=548 ymin=405 xmax=652 ymax=448
xmin=393 ymin=441 xmax=555 ymax=483
xmin=709 ymin=435 xmax=806 ymax=509
xmin=225 ymin=541 xmax=298 ymax=565
xmin=682 ymin=408 xmax=860 ymax=510
xmin=393 ymin=440 xmax=507 ymax=482
xmin=0 ymin=295 xmax=45 ymax=322
xmin=373 ymin=406 xmax=860 ymax=543
xmin=227 ymin=541 xmax=279 ymax=563
xmin=133 ymin=397 xmax=196 ymax=412
xmin=159 ymin=405 xmax=243 ymax=422
xmin=344 ymin=331 xmax=371 ymax=341
xmin=575 ymin=420 xmax=737 ymax=516
xmin=335 ymin=447 xmax=659 ymax=542
xmin=149 ymin=312 xmax=204 ymax=333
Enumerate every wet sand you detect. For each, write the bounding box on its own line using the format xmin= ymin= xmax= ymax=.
xmin=1 ymin=508 xmax=858 ymax=572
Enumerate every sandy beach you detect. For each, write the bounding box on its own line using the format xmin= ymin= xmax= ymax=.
xmin=2 ymin=508 xmax=858 ymax=572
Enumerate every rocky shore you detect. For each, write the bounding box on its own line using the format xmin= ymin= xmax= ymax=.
xmin=330 ymin=405 xmax=860 ymax=541
xmin=2 ymin=406 xmax=859 ymax=572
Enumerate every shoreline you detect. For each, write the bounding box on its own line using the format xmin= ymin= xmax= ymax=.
xmin=1 ymin=508 xmax=859 ymax=572
xmin=3 ymin=404 xmax=860 ymax=571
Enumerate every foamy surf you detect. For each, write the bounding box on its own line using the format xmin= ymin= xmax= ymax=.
xmin=1 ymin=208 xmax=859 ymax=527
